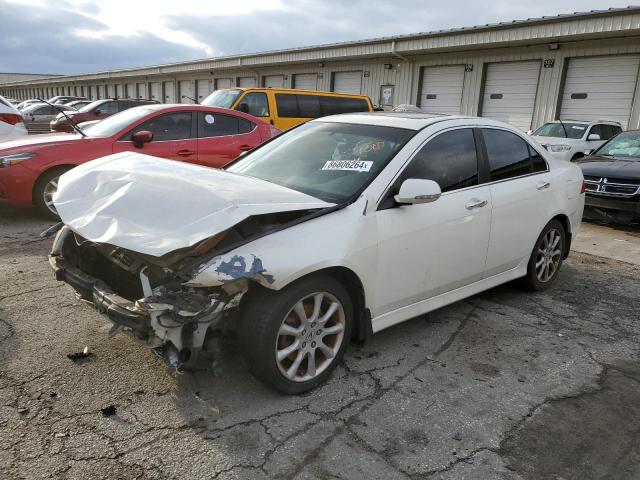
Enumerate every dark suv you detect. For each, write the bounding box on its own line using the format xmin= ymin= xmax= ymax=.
xmin=50 ymin=99 xmax=158 ymax=133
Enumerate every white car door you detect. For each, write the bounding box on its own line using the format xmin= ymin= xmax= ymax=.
xmin=373 ymin=128 xmax=492 ymax=317
xmin=481 ymin=128 xmax=553 ymax=277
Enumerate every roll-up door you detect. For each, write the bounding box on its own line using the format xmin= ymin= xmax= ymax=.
xmin=106 ymin=84 xmax=115 ymax=99
xmin=263 ymin=75 xmax=285 ymax=88
xmin=559 ymin=55 xmax=640 ymax=129
xmin=197 ymin=79 xmax=213 ymax=102
xmin=149 ymin=82 xmax=161 ymax=102
xmin=179 ymin=80 xmax=195 ymax=103
xmin=238 ymin=76 xmax=257 ymax=88
xmin=332 ymin=71 xmax=362 ymax=94
xmin=163 ymin=81 xmax=175 ymax=103
xmin=215 ymin=78 xmax=233 ymax=90
xmin=136 ymin=83 xmax=147 ymax=100
xmin=418 ymin=65 xmax=465 ymax=115
xmin=115 ymin=84 xmax=123 ymax=99
xmin=293 ymin=73 xmax=318 ymax=91
xmin=125 ymin=83 xmax=135 ymax=99
xmin=481 ymin=61 xmax=541 ymax=131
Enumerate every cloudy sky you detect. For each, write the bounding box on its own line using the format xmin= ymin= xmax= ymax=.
xmin=0 ymin=0 xmax=635 ymax=75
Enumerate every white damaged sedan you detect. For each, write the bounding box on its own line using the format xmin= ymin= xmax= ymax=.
xmin=49 ymin=113 xmax=585 ymax=393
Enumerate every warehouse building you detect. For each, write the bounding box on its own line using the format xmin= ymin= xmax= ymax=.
xmin=2 ymin=7 xmax=640 ymax=130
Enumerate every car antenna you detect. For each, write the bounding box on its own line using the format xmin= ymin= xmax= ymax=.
xmin=182 ymin=95 xmax=197 ymax=103
xmin=36 ymin=98 xmax=86 ymax=138
xmin=557 ymin=118 xmax=569 ymax=138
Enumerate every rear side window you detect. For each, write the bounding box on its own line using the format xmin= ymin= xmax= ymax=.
xmin=96 ymin=101 xmax=119 ymax=114
xmin=483 ymin=129 xmax=536 ymax=181
xmin=400 ymin=128 xmax=479 ymax=193
xmin=198 ymin=112 xmax=255 ymax=138
xmin=275 ymin=94 xmax=369 ymax=118
xmin=131 ymin=112 xmax=192 ymax=141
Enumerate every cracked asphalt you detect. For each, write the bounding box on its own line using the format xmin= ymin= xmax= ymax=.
xmin=1 ymin=204 xmax=639 ymax=480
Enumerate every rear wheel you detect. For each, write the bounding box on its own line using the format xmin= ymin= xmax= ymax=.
xmin=34 ymin=167 xmax=72 ymax=220
xmin=522 ymin=219 xmax=566 ymax=291
xmin=240 ymin=276 xmax=353 ymax=394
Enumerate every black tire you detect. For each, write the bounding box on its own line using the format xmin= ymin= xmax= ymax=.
xmin=522 ymin=219 xmax=566 ymax=291
xmin=240 ymin=275 xmax=353 ymax=394
xmin=33 ymin=166 xmax=73 ymax=220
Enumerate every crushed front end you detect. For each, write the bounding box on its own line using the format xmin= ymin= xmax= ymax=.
xmin=49 ymin=225 xmax=248 ymax=368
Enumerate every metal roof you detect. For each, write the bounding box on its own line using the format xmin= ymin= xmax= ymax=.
xmin=3 ymin=6 xmax=640 ymax=86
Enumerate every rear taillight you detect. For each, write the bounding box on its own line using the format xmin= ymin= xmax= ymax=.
xmin=580 ymin=180 xmax=586 ymax=194
xmin=0 ymin=113 xmax=23 ymax=125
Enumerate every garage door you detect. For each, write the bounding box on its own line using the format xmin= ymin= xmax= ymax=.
xmin=149 ymin=82 xmax=161 ymax=102
xmin=238 ymin=76 xmax=257 ymax=88
xmin=126 ymin=83 xmax=135 ymax=99
xmin=197 ymin=79 xmax=213 ymax=102
xmin=560 ymin=55 xmax=640 ymax=129
xmin=215 ymin=78 xmax=233 ymax=89
xmin=115 ymin=84 xmax=123 ymax=99
xmin=263 ymin=75 xmax=285 ymax=88
xmin=97 ymin=85 xmax=104 ymax=99
xmin=333 ymin=71 xmax=362 ymax=94
xmin=293 ymin=73 xmax=318 ymax=90
xmin=481 ymin=61 xmax=541 ymax=131
xmin=107 ymin=84 xmax=115 ymax=99
xmin=136 ymin=83 xmax=147 ymax=100
xmin=418 ymin=65 xmax=465 ymax=115
xmin=179 ymin=80 xmax=195 ymax=103
xmin=163 ymin=81 xmax=175 ymax=103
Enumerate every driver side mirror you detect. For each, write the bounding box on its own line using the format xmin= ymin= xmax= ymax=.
xmin=587 ymin=133 xmax=601 ymax=141
xmin=132 ymin=130 xmax=153 ymax=148
xmin=236 ymin=103 xmax=250 ymax=114
xmin=394 ymin=179 xmax=442 ymax=205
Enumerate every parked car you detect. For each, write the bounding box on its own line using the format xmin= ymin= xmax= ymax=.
xmin=578 ymin=131 xmax=640 ymax=224
xmin=63 ymin=99 xmax=92 ymax=110
xmin=48 ymin=113 xmax=585 ymax=394
xmin=0 ymin=104 xmax=279 ymax=218
xmin=0 ymin=94 xmax=27 ymax=141
xmin=16 ymin=99 xmax=42 ymax=110
xmin=530 ymin=120 xmax=622 ymax=162
xmin=20 ymin=103 xmax=66 ymax=133
xmin=202 ymin=87 xmax=373 ymax=131
xmin=47 ymin=95 xmax=87 ymax=105
xmin=50 ymin=98 xmax=157 ymax=133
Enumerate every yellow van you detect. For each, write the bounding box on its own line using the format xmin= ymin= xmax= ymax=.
xmin=201 ymin=88 xmax=374 ymax=131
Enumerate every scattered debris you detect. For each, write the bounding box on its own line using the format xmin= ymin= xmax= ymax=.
xmin=49 ymin=391 xmax=59 ymax=399
xmin=452 ymin=432 xmax=462 ymax=441
xmin=67 ymin=346 xmax=94 ymax=363
xmin=17 ymin=407 xmax=29 ymax=416
xmin=54 ymin=432 xmax=68 ymax=438
xmin=101 ymin=405 xmax=117 ymax=417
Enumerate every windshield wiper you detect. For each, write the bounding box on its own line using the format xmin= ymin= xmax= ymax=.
xmin=557 ymin=119 xmax=569 ymax=138
xmin=36 ymin=98 xmax=86 ymax=137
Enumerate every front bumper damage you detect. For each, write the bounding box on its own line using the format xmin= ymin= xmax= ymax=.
xmin=49 ymin=226 xmax=247 ymax=367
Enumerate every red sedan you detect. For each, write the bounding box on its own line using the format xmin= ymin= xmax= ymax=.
xmin=0 ymin=105 xmax=279 ymax=218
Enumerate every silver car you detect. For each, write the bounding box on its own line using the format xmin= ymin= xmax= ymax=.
xmin=21 ymin=103 xmax=66 ymax=133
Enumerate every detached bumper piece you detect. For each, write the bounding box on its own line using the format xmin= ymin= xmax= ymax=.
xmin=49 ymin=254 xmax=149 ymax=332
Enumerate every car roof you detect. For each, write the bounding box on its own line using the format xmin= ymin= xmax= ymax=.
xmin=318 ymin=112 xmax=505 ymax=131
xmin=546 ymin=119 xmax=622 ymax=126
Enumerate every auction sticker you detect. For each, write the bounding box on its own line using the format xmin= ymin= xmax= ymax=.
xmin=322 ymin=160 xmax=373 ymax=172
xmin=204 ymin=114 xmax=215 ymax=124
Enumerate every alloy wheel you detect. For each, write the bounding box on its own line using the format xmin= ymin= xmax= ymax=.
xmin=535 ymin=228 xmax=562 ymax=283
xmin=275 ymin=292 xmax=346 ymax=382
xmin=42 ymin=175 xmax=61 ymax=215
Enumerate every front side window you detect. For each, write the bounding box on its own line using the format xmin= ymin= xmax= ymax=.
xmin=198 ymin=112 xmax=255 ymax=138
xmin=483 ymin=129 xmax=534 ymax=181
xmin=227 ymin=121 xmax=414 ymax=203
xmin=237 ymin=92 xmax=269 ymax=117
xmin=127 ymin=112 xmax=192 ymax=141
xmin=96 ymin=101 xmax=119 ymax=114
xmin=400 ymin=129 xmax=479 ymax=192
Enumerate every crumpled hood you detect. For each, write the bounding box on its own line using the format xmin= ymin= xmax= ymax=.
xmin=54 ymin=152 xmax=334 ymax=257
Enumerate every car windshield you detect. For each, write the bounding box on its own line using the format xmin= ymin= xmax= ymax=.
xmin=84 ymin=106 xmax=155 ymax=137
xmin=227 ymin=121 xmax=415 ymax=203
xmin=533 ymin=122 xmax=587 ymax=139
xmin=78 ymin=100 xmax=106 ymax=113
xmin=595 ymin=132 xmax=640 ymax=159
xmin=201 ymin=89 xmax=241 ymax=109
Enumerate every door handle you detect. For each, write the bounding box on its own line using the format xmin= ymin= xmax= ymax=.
xmin=465 ymin=198 xmax=488 ymax=210
xmin=238 ymin=144 xmax=253 ymax=151
xmin=536 ymin=180 xmax=551 ymax=190
xmin=177 ymin=149 xmax=195 ymax=156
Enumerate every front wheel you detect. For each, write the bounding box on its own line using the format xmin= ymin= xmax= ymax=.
xmin=240 ymin=276 xmax=353 ymax=394
xmin=34 ymin=167 xmax=73 ymax=220
xmin=522 ymin=219 xmax=566 ymax=291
